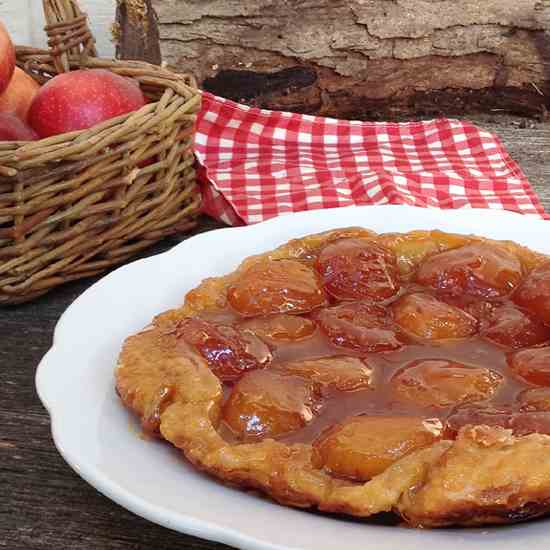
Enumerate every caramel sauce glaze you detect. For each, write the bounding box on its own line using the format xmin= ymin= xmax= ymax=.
xmin=203 ymin=290 xmax=544 ymax=446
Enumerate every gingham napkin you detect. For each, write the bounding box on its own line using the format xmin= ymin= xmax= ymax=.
xmin=194 ymin=92 xmax=547 ymax=226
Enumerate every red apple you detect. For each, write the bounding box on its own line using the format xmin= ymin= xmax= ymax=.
xmin=0 ymin=67 xmax=40 ymax=121
xmin=28 ymin=69 xmax=147 ymax=138
xmin=0 ymin=113 xmax=37 ymax=141
xmin=0 ymin=21 xmax=15 ymax=96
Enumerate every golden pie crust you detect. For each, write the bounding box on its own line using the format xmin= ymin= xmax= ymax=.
xmin=115 ymin=227 xmax=550 ymax=527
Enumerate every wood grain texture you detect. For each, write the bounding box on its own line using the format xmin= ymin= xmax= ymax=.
xmin=1 ymin=120 xmax=549 ymax=549
xmin=474 ymin=116 xmax=550 ymax=197
xmin=150 ymin=0 xmax=550 ymax=119
xmin=1 ymin=216 xmax=233 ymax=550
xmin=115 ymin=0 xmax=161 ymax=64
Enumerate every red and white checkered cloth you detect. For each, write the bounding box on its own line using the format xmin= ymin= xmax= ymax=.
xmin=194 ymin=92 xmax=547 ymax=226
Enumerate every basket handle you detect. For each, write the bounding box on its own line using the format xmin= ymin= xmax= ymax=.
xmin=43 ymin=0 xmax=97 ymax=73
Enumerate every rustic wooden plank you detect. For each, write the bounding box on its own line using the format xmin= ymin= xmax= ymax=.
xmin=1 ymin=217 xmax=234 ymax=550
xmin=2 ymin=122 xmax=549 ymax=548
xmin=470 ymin=115 xmax=550 ymax=204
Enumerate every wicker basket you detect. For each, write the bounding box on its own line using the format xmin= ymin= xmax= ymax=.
xmin=0 ymin=0 xmax=202 ymax=304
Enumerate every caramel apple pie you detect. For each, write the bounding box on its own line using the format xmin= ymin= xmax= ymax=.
xmin=115 ymin=227 xmax=550 ymax=527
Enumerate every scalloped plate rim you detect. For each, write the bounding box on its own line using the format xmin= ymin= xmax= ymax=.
xmin=35 ymin=205 xmax=550 ymax=550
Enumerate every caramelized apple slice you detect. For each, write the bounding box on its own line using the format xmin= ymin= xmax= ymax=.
xmin=392 ymin=359 xmax=503 ymax=407
xmin=514 ymin=261 xmax=550 ymax=325
xmin=445 ymin=406 xmax=513 ymax=437
xmin=508 ymin=346 xmax=550 ymax=386
xmin=312 ymin=415 xmax=442 ymax=481
xmin=440 ymin=294 xmax=497 ymax=323
xmin=222 ymin=370 xmax=319 ymax=440
xmin=481 ymin=304 xmax=550 ymax=349
xmin=239 ymin=314 xmax=315 ymax=343
xmin=176 ymin=318 xmax=271 ymax=382
xmin=277 ymin=356 xmax=373 ymax=393
xmin=384 ymin=230 xmax=469 ymax=276
xmin=415 ymin=243 xmax=523 ymax=298
xmin=438 ymin=295 xmax=549 ymax=349
xmin=447 ymin=405 xmax=550 ymax=437
xmin=392 ymin=293 xmax=478 ymax=340
xmin=315 ymin=238 xmax=400 ymax=301
xmin=316 ymin=302 xmax=402 ymax=353
xmin=227 ymin=259 xmax=327 ymax=317
xmin=510 ymin=412 xmax=550 ymax=436
xmin=517 ymin=388 xmax=550 ymax=412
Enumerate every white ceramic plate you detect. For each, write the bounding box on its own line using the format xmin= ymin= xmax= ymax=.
xmin=36 ymin=205 xmax=550 ymax=550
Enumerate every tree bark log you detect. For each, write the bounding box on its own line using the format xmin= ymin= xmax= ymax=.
xmin=136 ymin=0 xmax=550 ymax=119
xmin=115 ymin=0 xmax=161 ymax=64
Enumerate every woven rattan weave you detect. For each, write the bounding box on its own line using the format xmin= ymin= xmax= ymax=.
xmin=0 ymin=0 xmax=201 ymax=304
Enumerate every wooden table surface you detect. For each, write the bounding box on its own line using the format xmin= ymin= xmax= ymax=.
xmin=1 ymin=4 xmax=549 ymax=550
xmin=1 ymin=118 xmax=549 ymax=550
